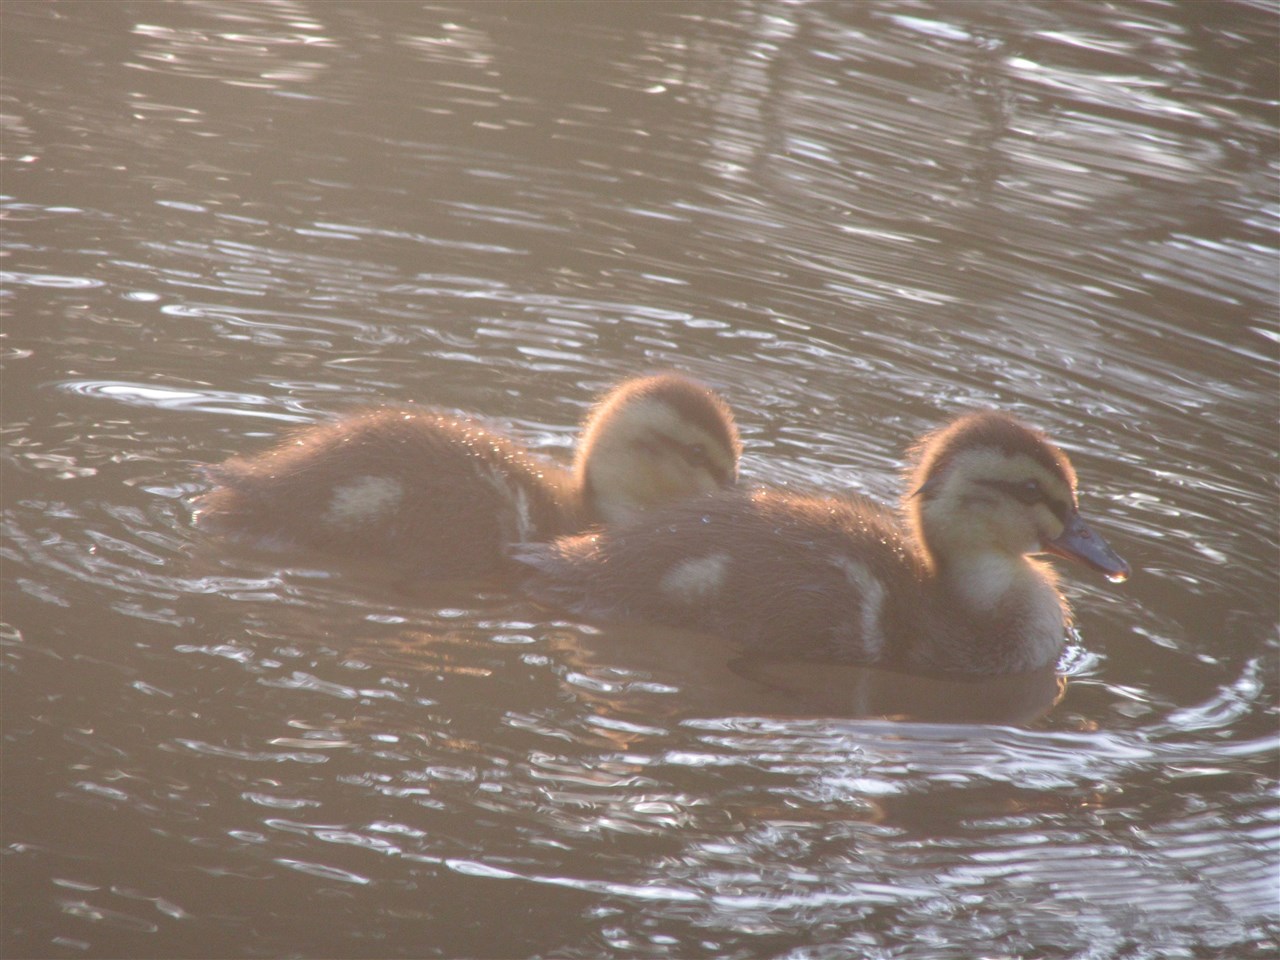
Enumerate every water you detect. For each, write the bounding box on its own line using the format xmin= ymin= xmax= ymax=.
xmin=2 ymin=1 xmax=1277 ymax=957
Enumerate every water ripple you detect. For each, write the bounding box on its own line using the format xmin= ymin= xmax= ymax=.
xmin=56 ymin=379 xmax=319 ymax=422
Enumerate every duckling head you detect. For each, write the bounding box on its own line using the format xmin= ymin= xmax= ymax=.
xmin=575 ymin=373 xmax=741 ymax=525
xmin=907 ymin=411 xmax=1129 ymax=596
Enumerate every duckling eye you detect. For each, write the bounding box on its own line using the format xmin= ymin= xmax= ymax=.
xmin=683 ymin=443 xmax=708 ymax=466
xmin=679 ymin=441 xmax=733 ymax=484
xmin=1011 ymin=479 xmax=1044 ymax=505
xmin=646 ymin=434 xmax=710 ymax=470
xmin=982 ymin=477 xmax=1047 ymax=506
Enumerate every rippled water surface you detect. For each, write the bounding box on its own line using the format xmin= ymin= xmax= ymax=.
xmin=3 ymin=2 xmax=1277 ymax=957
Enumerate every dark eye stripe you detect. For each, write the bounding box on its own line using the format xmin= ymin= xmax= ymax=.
xmin=645 ymin=434 xmax=731 ymax=483
xmin=979 ymin=478 xmax=1068 ymax=520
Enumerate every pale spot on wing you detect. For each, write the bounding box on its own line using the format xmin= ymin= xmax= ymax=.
xmin=659 ymin=553 xmax=731 ymax=606
xmin=479 ymin=464 xmax=538 ymax=542
xmin=322 ymin=476 xmax=404 ymax=528
xmin=831 ymin=556 xmax=886 ymax=657
xmin=510 ymin=484 xmax=534 ymax=542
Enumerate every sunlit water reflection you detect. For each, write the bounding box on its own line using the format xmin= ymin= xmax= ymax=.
xmin=3 ymin=1 xmax=1276 ymax=958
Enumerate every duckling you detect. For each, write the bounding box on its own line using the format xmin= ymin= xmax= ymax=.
xmin=194 ymin=373 xmax=740 ymax=578
xmin=514 ymin=411 xmax=1129 ymax=677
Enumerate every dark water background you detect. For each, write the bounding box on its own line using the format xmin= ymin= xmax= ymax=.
xmin=2 ymin=2 xmax=1277 ymax=957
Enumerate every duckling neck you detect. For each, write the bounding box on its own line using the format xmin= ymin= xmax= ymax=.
xmin=938 ymin=552 xmax=1024 ymax=609
xmin=927 ymin=553 xmax=1068 ymax=674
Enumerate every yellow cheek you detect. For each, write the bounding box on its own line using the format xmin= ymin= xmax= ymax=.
xmin=690 ymin=468 xmax=723 ymax=495
xmin=621 ymin=461 xmax=675 ymax=507
xmin=643 ymin=458 xmax=698 ymax=500
xmin=1035 ymin=505 xmax=1065 ymax=541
